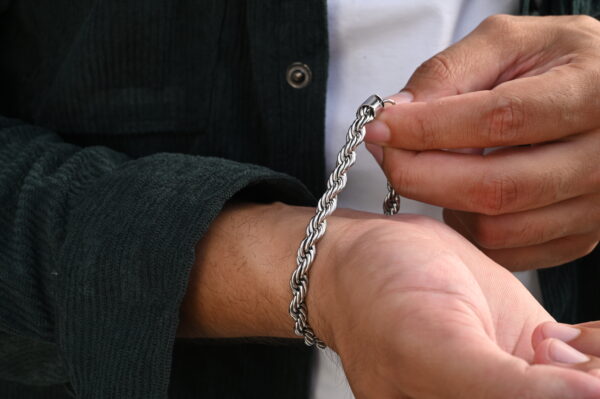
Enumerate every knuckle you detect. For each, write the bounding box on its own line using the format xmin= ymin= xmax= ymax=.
xmin=570 ymin=14 xmax=599 ymax=29
xmin=478 ymin=15 xmax=530 ymax=58
xmin=517 ymin=222 xmax=551 ymax=247
xmin=387 ymin=163 xmax=417 ymax=197
xmin=472 ymin=174 xmax=520 ymax=215
xmin=485 ymin=93 xmax=525 ymax=144
xmin=414 ymin=53 xmax=454 ymax=87
xmin=481 ymin=14 xmax=516 ymax=33
xmin=469 ymin=215 xmax=505 ymax=249
xmin=556 ymin=16 xmax=600 ymax=50
xmin=413 ymin=111 xmax=438 ymax=148
xmin=509 ymin=219 xmax=552 ymax=248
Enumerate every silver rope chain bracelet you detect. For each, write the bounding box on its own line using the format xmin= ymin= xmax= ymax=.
xmin=289 ymin=94 xmax=401 ymax=348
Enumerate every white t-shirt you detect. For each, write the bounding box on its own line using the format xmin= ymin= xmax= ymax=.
xmin=313 ymin=1 xmax=541 ymax=398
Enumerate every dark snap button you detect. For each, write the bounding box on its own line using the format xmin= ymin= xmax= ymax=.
xmin=286 ymin=62 xmax=312 ymax=89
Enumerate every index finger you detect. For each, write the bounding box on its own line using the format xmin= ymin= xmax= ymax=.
xmin=367 ymin=64 xmax=599 ymax=150
xmin=379 ymin=136 xmax=599 ymax=215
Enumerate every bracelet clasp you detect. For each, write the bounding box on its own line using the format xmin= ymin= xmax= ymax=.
xmin=360 ymin=94 xmax=396 ymax=117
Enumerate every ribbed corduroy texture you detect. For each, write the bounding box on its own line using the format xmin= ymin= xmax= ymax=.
xmin=522 ymin=0 xmax=600 ymax=16
xmin=0 ymin=1 xmax=328 ymax=398
xmin=0 ymin=117 xmax=317 ymax=398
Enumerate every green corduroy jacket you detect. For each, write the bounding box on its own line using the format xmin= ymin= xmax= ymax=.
xmin=0 ymin=0 xmax=598 ymax=398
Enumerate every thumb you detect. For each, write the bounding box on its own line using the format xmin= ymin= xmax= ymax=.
xmin=403 ymin=14 xmax=530 ymax=102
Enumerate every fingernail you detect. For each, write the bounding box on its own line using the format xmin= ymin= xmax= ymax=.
xmin=549 ymin=339 xmax=589 ymax=364
xmin=365 ymin=143 xmax=383 ymax=166
xmin=388 ymin=90 xmax=414 ymax=104
xmin=542 ymin=323 xmax=581 ymax=343
xmin=364 ymin=120 xmax=390 ymax=143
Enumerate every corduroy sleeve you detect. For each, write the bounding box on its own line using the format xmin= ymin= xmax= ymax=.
xmin=0 ymin=116 xmax=314 ymax=398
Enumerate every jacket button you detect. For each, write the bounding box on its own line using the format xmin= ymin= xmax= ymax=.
xmin=286 ymin=62 xmax=312 ymax=89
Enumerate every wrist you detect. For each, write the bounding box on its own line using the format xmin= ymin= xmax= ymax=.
xmin=179 ymin=201 xmax=348 ymax=340
xmin=179 ymin=202 xmax=300 ymax=338
xmin=177 ymin=199 xmax=379 ymax=351
xmin=306 ymin=214 xmax=416 ymax=353
xmin=301 ymin=211 xmax=382 ymax=351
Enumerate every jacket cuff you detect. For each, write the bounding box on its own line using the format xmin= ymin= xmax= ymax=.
xmin=56 ymin=153 xmax=314 ymax=398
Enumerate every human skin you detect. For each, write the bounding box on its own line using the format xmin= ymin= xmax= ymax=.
xmin=179 ymin=202 xmax=600 ymax=398
xmin=534 ymin=321 xmax=600 ymax=374
xmin=364 ymin=15 xmax=600 ymax=271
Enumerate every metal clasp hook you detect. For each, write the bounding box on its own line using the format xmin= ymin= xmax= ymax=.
xmin=360 ymin=94 xmax=396 ymax=117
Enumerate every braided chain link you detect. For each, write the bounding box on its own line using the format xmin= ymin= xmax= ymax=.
xmin=383 ymin=182 xmax=401 ymax=216
xmin=289 ymin=95 xmax=401 ymax=348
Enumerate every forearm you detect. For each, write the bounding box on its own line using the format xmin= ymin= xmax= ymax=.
xmin=179 ymin=202 xmax=341 ymax=339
